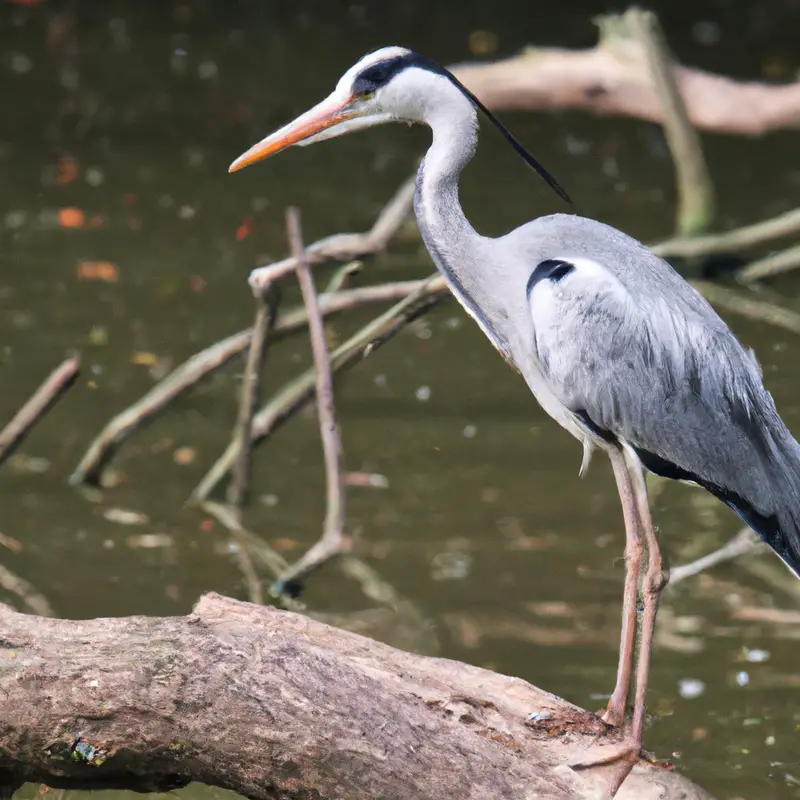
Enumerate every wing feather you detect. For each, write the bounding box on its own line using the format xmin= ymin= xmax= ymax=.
xmin=528 ymin=255 xmax=800 ymax=574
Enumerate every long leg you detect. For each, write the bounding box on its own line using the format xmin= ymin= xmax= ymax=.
xmin=624 ymin=446 xmax=669 ymax=743
xmin=569 ymin=449 xmax=646 ymax=797
xmin=601 ymin=447 xmax=644 ymax=728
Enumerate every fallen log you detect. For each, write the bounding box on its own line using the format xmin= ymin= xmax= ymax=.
xmin=0 ymin=593 xmax=712 ymax=800
xmin=451 ymin=16 xmax=800 ymax=136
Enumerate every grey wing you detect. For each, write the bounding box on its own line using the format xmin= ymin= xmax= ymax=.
xmin=527 ymin=254 xmax=800 ymax=574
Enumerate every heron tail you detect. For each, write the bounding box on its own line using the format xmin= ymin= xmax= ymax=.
xmin=635 ymin=435 xmax=800 ymax=579
xmin=703 ymin=426 xmax=800 ymax=579
xmin=710 ymin=486 xmax=800 ymax=578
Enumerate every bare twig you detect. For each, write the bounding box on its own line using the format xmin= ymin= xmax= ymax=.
xmin=270 ymin=208 xmax=348 ymax=597
xmin=0 ymin=562 xmax=54 ymax=616
xmin=227 ymin=286 xmax=280 ymax=510
xmin=248 ymin=176 xmax=414 ymax=293
xmin=0 ymin=357 xmax=80 ymax=470
xmin=626 ymin=8 xmax=714 ymax=235
xmin=70 ymin=179 xmax=416 ymax=489
xmin=653 ymin=206 xmax=800 ymax=260
xmin=690 ymin=280 xmax=800 ymax=335
xmin=191 ymin=275 xmax=447 ymax=502
xmin=736 ymin=243 xmax=800 ymax=284
xmin=668 ymin=527 xmax=763 ymax=586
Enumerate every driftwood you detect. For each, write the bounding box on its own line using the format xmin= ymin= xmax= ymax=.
xmin=451 ymin=14 xmax=800 ymax=136
xmin=0 ymin=593 xmax=712 ymax=800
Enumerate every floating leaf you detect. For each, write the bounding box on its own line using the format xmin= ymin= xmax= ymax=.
xmin=126 ymin=533 xmax=173 ymax=549
xmin=56 ymin=155 xmax=79 ymax=184
xmin=77 ymin=260 xmax=119 ymax=282
xmin=344 ymin=471 xmax=389 ymax=488
xmin=173 ymin=446 xmax=196 ymax=465
xmin=236 ymin=216 xmax=256 ymax=241
xmin=272 ymin=538 xmax=298 ymax=552
xmin=130 ymin=351 xmax=158 ymax=366
xmin=468 ymin=29 xmax=499 ymax=56
xmin=58 ymin=207 xmax=85 ymax=228
xmin=103 ymin=507 xmax=149 ymax=526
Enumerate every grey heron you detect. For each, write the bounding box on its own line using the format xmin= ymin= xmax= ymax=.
xmin=229 ymin=47 xmax=800 ymax=792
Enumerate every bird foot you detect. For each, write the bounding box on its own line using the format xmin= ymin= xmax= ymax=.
xmin=568 ymin=738 xmax=642 ymax=799
xmin=599 ymin=704 xmax=627 ymax=728
xmin=526 ymin=709 xmax=641 ymax=798
xmin=569 ymin=738 xmax=641 ymax=771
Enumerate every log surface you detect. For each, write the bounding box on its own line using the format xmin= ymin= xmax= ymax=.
xmin=0 ymin=593 xmax=713 ymax=800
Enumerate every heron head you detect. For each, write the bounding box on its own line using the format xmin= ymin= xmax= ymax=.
xmin=228 ymin=47 xmax=438 ymax=173
xmin=227 ymin=47 xmax=571 ymax=204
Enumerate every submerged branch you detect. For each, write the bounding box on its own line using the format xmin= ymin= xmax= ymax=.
xmin=736 ymin=242 xmax=800 ymax=284
xmin=191 ymin=275 xmax=448 ymax=502
xmin=690 ymin=280 xmax=800 ymax=336
xmin=668 ymin=528 xmax=764 ymax=586
xmin=0 ymin=563 xmax=54 ymax=617
xmin=227 ymin=286 xmax=280 ymax=510
xmin=69 ymin=180 xmax=416 ymax=489
xmin=0 ymin=357 xmax=80 ymax=470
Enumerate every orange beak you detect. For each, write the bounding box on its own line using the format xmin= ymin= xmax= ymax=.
xmin=229 ymin=94 xmax=359 ymax=173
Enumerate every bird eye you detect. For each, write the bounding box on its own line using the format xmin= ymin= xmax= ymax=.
xmin=360 ymin=90 xmax=375 ymax=100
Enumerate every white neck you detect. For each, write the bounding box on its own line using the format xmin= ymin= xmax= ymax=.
xmin=413 ymin=94 xmax=514 ymax=360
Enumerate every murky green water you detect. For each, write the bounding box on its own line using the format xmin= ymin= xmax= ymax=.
xmin=2 ymin=2 xmax=800 ymax=799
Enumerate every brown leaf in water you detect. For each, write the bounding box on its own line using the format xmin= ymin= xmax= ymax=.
xmin=56 ymin=155 xmax=79 ymax=184
xmin=58 ymin=207 xmax=84 ymax=228
xmin=77 ymin=260 xmax=119 ymax=282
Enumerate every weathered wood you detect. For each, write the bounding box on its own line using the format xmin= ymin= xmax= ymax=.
xmin=0 ymin=593 xmax=712 ymax=800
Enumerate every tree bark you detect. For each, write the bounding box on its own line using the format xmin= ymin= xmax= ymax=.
xmin=0 ymin=594 xmax=713 ymax=800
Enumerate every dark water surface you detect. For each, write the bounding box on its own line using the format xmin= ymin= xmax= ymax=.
xmin=2 ymin=2 xmax=800 ymax=798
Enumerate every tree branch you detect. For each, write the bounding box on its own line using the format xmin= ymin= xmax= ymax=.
xmin=0 ymin=593 xmax=712 ymax=800
xmin=625 ymin=8 xmax=714 ymax=235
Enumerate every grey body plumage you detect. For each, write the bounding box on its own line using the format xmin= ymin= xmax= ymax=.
xmin=229 ymin=45 xmax=800 ymax=787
